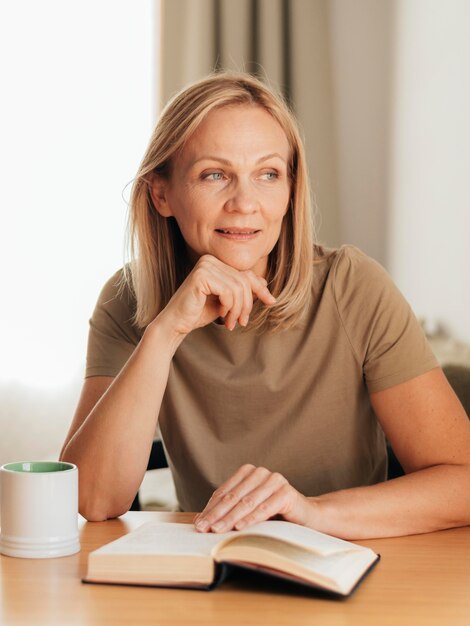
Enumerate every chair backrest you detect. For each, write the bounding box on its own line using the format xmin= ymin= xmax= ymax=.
xmin=442 ymin=364 xmax=470 ymax=418
xmin=387 ymin=363 xmax=470 ymax=480
xmin=130 ymin=439 xmax=169 ymax=511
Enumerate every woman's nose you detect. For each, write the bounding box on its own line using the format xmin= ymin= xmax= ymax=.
xmin=224 ymin=179 xmax=259 ymax=214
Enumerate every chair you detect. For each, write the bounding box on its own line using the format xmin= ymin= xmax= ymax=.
xmin=443 ymin=364 xmax=470 ymax=414
xmin=130 ymin=439 xmax=169 ymax=511
xmin=387 ymin=364 xmax=470 ymax=479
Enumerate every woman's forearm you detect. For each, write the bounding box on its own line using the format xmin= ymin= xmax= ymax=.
xmin=308 ymin=464 xmax=470 ymax=539
xmin=60 ymin=318 xmax=184 ymax=521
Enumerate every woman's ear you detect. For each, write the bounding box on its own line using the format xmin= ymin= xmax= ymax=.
xmin=149 ymin=174 xmax=173 ymax=217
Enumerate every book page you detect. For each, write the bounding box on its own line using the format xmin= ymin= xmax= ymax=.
xmin=222 ymin=520 xmax=365 ymax=556
xmin=215 ymin=536 xmax=378 ymax=595
xmin=93 ymin=522 xmax=235 ymax=557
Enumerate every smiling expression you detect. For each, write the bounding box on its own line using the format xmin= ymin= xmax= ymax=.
xmin=151 ymin=104 xmax=292 ymax=277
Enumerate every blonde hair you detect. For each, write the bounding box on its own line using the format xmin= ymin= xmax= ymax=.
xmin=124 ymin=71 xmax=315 ymax=332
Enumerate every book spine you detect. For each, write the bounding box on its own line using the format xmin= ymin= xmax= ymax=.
xmin=210 ymin=562 xmax=234 ymax=590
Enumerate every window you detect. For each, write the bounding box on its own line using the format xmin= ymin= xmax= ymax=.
xmin=0 ymin=1 xmax=157 ymax=388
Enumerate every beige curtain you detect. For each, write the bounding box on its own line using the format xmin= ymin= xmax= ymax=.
xmin=160 ymin=0 xmax=340 ymax=246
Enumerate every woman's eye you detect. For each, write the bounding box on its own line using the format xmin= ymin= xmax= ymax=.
xmin=261 ymin=171 xmax=279 ymax=181
xmin=203 ymin=172 xmax=225 ymax=181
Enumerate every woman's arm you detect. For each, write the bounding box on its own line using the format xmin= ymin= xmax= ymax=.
xmin=60 ymin=319 xmax=182 ymax=521
xmin=194 ymin=368 xmax=470 ymax=538
xmin=60 ymin=255 xmax=275 ymax=522
xmin=327 ymin=366 xmax=470 ymax=538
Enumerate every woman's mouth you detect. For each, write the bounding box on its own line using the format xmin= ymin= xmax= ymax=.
xmin=215 ymin=228 xmax=261 ymax=240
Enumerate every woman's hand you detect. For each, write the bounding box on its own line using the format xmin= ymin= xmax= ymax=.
xmin=193 ymin=464 xmax=312 ymax=533
xmin=155 ymin=255 xmax=276 ymax=336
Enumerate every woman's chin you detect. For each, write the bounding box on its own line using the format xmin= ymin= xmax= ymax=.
xmin=215 ymin=253 xmax=267 ymax=276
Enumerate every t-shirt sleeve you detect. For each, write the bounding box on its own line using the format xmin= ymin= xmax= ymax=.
xmin=333 ymin=246 xmax=439 ymax=393
xmin=85 ymin=269 xmax=142 ymax=378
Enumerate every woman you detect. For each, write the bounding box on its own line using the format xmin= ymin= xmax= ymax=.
xmin=60 ymin=72 xmax=470 ymax=539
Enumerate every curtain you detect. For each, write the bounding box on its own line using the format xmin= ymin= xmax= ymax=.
xmin=160 ymin=0 xmax=340 ymax=247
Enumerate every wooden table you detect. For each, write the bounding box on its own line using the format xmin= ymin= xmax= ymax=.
xmin=1 ymin=511 xmax=469 ymax=625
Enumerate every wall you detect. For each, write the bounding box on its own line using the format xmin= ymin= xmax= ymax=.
xmin=328 ymin=0 xmax=394 ymax=266
xmin=388 ymin=0 xmax=470 ymax=343
xmin=328 ymin=0 xmax=470 ymax=343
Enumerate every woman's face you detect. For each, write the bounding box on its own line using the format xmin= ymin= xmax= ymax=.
xmin=153 ymin=104 xmax=292 ymax=277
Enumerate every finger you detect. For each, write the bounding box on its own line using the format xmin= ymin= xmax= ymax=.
xmin=245 ymin=272 xmax=276 ymax=307
xmin=233 ymin=484 xmax=294 ymax=531
xmin=205 ymin=466 xmax=270 ymax=521
xmin=192 ymin=264 xmax=237 ymax=321
xmin=196 ymin=464 xmax=257 ymax=518
xmin=216 ymin=287 xmax=235 ymax=320
xmin=199 ymin=258 xmax=274 ymax=312
xmin=223 ymin=278 xmax=246 ymax=331
xmin=238 ymin=274 xmax=254 ymax=327
xmin=205 ymin=258 xmax=273 ymax=307
xmin=208 ymin=472 xmax=288 ymax=533
xmin=195 ymin=466 xmax=273 ymax=532
xmin=195 ymin=464 xmax=257 ymax=530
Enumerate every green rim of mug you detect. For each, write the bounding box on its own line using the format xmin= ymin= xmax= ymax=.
xmin=1 ymin=461 xmax=75 ymax=473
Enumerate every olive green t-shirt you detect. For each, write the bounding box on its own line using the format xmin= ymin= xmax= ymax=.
xmin=85 ymin=245 xmax=438 ymax=512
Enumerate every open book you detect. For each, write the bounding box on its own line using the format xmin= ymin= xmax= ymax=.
xmin=84 ymin=521 xmax=379 ymax=597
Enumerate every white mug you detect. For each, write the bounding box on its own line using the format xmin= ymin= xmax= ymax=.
xmin=0 ymin=461 xmax=80 ymax=558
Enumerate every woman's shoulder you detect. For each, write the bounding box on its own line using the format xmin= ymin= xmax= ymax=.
xmin=313 ymin=244 xmax=388 ymax=285
xmin=92 ymin=266 xmax=141 ymax=342
xmin=313 ymin=243 xmax=376 ymax=265
xmin=309 ymin=244 xmax=398 ymax=319
xmin=96 ymin=266 xmax=135 ymax=308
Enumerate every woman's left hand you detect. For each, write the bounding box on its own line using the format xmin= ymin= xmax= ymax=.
xmin=193 ymin=464 xmax=312 ymax=533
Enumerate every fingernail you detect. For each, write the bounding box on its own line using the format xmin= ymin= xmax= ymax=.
xmin=196 ymin=519 xmax=208 ymax=531
xmin=240 ymin=315 xmax=249 ymax=327
xmin=235 ymin=520 xmax=246 ymax=530
xmin=211 ymin=521 xmax=225 ymax=532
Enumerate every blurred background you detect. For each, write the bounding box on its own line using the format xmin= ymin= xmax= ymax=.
xmin=1 ymin=1 xmax=469 ymax=493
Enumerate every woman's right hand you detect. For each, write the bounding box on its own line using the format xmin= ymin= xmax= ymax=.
xmin=154 ymin=254 xmax=276 ymax=337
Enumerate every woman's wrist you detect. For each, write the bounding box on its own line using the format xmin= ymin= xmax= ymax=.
xmin=302 ymin=495 xmax=325 ymax=530
xmin=145 ymin=313 xmax=188 ymax=357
